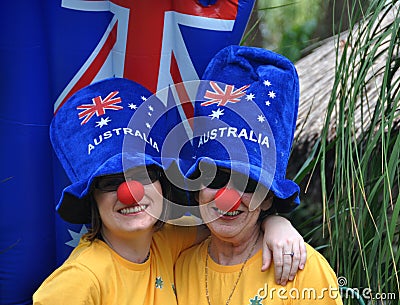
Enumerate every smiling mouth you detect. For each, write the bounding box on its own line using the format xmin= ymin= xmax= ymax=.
xmin=212 ymin=207 xmax=243 ymax=217
xmin=119 ymin=205 xmax=147 ymax=215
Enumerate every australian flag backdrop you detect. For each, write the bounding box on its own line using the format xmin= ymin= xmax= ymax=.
xmin=0 ymin=0 xmax=255 ymax=303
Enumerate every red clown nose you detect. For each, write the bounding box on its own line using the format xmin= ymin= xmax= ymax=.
xmin=214 ymin=187 xmax=241 ymax=212
xmin=117 ymin=181 xmax=145 ymax=205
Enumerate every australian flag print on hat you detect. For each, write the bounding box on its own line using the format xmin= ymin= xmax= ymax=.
xmin=188 ymin=45 xmax=300 ymax=213
xmin=51 ymin=77 xmax=178 ymax=223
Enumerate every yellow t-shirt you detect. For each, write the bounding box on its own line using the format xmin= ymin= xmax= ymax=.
xmin=175 ymin=240 xmax=343 ymax=305
xmin=33 ymin=224 xmax=196 ymax=305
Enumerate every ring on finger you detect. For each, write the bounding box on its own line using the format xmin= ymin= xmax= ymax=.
xmin=283 ymin=252 xmax=294 ymax=257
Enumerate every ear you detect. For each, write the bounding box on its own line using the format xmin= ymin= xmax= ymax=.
xmin=260 ymin=194 xmax=273 ymax=211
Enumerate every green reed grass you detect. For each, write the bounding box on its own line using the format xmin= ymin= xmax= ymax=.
xmin=314 ymin=1 xmax=400 ymax=304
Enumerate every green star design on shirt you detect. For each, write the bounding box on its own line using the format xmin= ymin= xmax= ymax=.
xmin=155 ymin=276 xmax=164 ymax=289
xmin=249 ymin=295 xmax=263 ymax=305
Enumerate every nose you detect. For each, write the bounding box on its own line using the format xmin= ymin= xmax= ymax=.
xmin=214 ymin=187 xmax=241 ymax=212
xmin=117 ymin=180 xmax=145 ymax=205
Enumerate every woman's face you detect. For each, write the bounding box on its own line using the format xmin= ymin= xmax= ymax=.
xmin=93 ymin=166 xmax=164 ymax=237
xmin=198 ymin=168 xmax=272 ymax=243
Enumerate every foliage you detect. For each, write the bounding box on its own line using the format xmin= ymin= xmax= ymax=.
xmin=244 ymin=1 xmax=399 ymax=303
xmin=309 ymin=1 xmax=400 ymax=303
xmin=255 ymin=0 xmax=323 ymax=61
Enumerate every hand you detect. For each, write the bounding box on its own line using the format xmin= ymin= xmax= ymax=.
xmin=261 ymin=215 xmax=307 ymax=285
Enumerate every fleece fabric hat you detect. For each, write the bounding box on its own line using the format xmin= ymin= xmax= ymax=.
xmin=51 ymin=77 xmax=179 ymax=223
xmin=188 ymin=45 xmax=300 ymax=213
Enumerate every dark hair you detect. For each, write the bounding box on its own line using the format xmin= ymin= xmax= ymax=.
xmin=83 ymin=167 xmax=172 ymax=242
xmin=257 ymin=197 xmax=277 ymax=222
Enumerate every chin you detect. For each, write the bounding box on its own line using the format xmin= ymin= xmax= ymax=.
xmin=209 ymin=224 xmax=242 ymax=239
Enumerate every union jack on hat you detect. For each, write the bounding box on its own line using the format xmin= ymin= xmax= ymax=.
xmin=51 ymin=77 xmax=179 ymax=223
xmin=187 ymin=45 xmax=300 ymax=213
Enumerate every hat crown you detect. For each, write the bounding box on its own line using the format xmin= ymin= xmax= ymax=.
xmin=51 ymin=78 xmax=163 ymax=183
xmin=191 ymin=46 xmax=300 ymax=211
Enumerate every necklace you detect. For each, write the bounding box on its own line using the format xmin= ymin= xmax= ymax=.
xmin=204 ymin=232 xmax=260 ymax=305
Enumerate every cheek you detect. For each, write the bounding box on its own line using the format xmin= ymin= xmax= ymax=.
xmin=147 ymin=182 xmax=163 ymax=200
xmin=198 ymin=188 xmax=218 ymax=205
xmin=93 ymin=191 xmax=116 ymax=221
xmin=144 ymin=182 xmax=164 ymax=215
xmin=239 ymin=193 xmax=254 ymax=208
xmin=241 ymin=192 xmax=269 ymax=210
xmin=94 ymin=190 xmax=114 ymax=209
xmin=153 ymin=181 xmax=163 ymax=194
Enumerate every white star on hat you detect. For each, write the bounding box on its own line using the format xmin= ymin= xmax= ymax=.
xmin=209 ymin=108 xmax=224 ymax=119
xmin=96 ymin=117 xmax=111 ymax=128
xmin=245 ymin=93 xmax=255 ymax=101
xmin=263 ymin=80 xmax=271 ymax=86
xmin=268 ymin=91 xmax=276 ymax=99
xmin=257 ymin=115 xmax=266 ymax=123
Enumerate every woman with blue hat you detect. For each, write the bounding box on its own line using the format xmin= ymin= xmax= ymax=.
xmin=33 ymin=77 xmax=306 ymax=304
xmin=175 ymin=46 xmax=343 ymax=305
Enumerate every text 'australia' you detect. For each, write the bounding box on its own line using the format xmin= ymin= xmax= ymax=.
xmin=197 ymin=127 xmax=269 ymax=148
xmin=88 ymin=128 xmax=159 ymax=154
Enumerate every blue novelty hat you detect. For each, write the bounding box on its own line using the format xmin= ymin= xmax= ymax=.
xmin=188 ymin=45 xmax=300 ymax=212
xmin=51 ymin=77 xmax=179 ymax=223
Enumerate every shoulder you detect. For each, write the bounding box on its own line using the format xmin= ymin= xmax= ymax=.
xmin=33 ymin=257 xmax=101 ymax=303
xmin=298 ymin=243 xmax=340 ymax=283
xmin=153 ymin=223 xmax=197 ymax=246
xmin=176 ymin=238 xmax=208 ymax=267
xmin=67 ymin=239 xmax=112 ymax=265
xmin=304 ymin=243 xmax=332 ymax=266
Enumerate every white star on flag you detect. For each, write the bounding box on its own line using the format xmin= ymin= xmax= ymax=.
xmin=257 ymin=115 xmax=266 ymax=123
xmin=96 ymin=116 xmax=111 ymax=128
xmin=129 ymin=103 xmax=138 ymax=110
xmin=141 ymin=96 xmax=147 ymax=101
xmin=146 ymin=123 xmax=151 ymax=129
xmin=268 ymin=91 xmax=276 ymax=99
xmin=265 ymin=101 xmax=271 ymax=106
xmin=245 ymin=93 xmax=255 ymax=101
xmin=263 ymin=80 xmax=271 ymax=86
xmin=65 ymin=225 xmax=89 ymax=248
xmin=209 ymin=108 xmax=224 ymax=119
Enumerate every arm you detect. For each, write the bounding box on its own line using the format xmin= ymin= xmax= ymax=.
xmin=261 ymin=215 xmax=307 ymax=285
xmin=167 ymin=215 xmax=210 ymax=250
xmin=33 ymin=264 xmax=100 ymax=304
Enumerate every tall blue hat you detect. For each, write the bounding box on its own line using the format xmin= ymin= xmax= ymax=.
xmin=188 ymin=45 xmax=300 ymax=212
xmin=51 ymin=77 xmax=180 ymax=223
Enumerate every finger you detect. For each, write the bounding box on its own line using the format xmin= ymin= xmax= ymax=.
xmin=272 ymin=243 xmax=284 ymax=284
xmin=261 ymin=228 xmax=272 ymax=272
xmin=288 ymin=243 xmax=301 ymax=281
xmin=298 ymin=241 xmax=307 ymax=270
xmin=279 ymin=248 xmax=293 ymax=286
xmin=261 ymin=245 xmax=273 ymax=272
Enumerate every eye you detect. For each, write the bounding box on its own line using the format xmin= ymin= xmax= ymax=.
xmin=126 ymin=169 xmax=161 ymax=185
xmin=205 ymin=170 xmax=230 ymax=189
xmin=243 ymin=179 xmax=257 ymax=193
xmin=96 ymin=176 xmax=125 ymax=191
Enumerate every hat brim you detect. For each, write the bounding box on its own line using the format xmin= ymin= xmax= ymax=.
xmin=56 ymin=153 xmax=163 ymax=224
